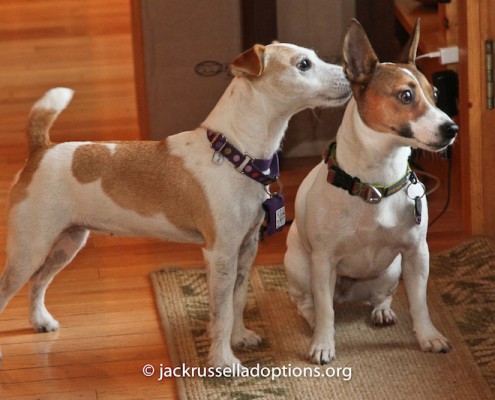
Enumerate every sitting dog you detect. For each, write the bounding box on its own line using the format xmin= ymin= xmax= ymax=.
xmin=0 ymin=43 xmax=351 ymax=367
xmin=284 ymin=19 xmax=458 ymax=365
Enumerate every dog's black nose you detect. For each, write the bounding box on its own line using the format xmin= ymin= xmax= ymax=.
xmin=441 ymin=122 xmax=459 ymax=139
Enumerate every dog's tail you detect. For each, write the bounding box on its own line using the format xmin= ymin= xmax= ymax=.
xmin=27 ymin=87 xmax=74 ymax=152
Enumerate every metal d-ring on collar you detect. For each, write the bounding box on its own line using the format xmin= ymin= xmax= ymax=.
xmin=323 ymin=142 xmax=413 ymax=204
xmin=206 ymin=129 xmax=280 ymax=186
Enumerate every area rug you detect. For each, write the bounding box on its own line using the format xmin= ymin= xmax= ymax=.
xmin=429 ymin=235 xmax=495 ymax=393
xmin=151 ymin=237 xmax=494 ymax=400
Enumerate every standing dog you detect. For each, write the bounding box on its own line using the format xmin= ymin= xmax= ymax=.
xmin=284 ymin=19 xmax=458 ymax=365
xmin=0 ymin=43 xmax=351 ymax=367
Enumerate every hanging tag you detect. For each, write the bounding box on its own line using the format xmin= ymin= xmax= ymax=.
xmin=406 ymin=174 xmax=425 ymax=226
xmin=414 ymin=196 xmax=422 ymax=225
xmin=262 ymin=194 xmax=286 ymax=236
xmin=212 ymin=151 xmax=225 ymax=165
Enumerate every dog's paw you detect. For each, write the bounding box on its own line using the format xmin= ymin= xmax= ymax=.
xmin=30 ymin=312 xmax=60 ymax=333
xmin=419 ymin=334 xmax=452 ymax=354
xmin=208 ymin=342 xmax=243 ymax=369
xmin=208 ymin=352 xmax=242 ymax=370
xmin=371 ymin=308 xmax=397 ymax=327
xmin=231 ymin=328 xmax=262 ymax=349
xmin=308 ymin=336 xmax=336 ymax=365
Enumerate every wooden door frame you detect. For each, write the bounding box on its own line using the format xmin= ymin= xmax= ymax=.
xmin=457 ymin=0 xmax=493 ymax=234
xmin=241 ymin=0 xmax=277 ymax=50
xmin=130 ymin=0 xmax=151 ymax=140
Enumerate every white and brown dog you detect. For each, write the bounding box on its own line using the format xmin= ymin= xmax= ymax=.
xmin=0 ymin=43 xmax=351 ymax=367
xmin=284 ymin=19 xmax=458 ymax=365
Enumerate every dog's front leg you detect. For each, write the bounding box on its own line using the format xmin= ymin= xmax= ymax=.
xmin=202 ymin=247 xmax=241 ymax=368
xmin=231 ymin=223 xmax=262 ymax=349
xmin=309 ymin=251 xmax=337 ymax=364
xmin=402 ymin=242 xmax=451 ymax=353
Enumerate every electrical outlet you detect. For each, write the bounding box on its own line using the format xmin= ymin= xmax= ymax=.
xmin=439 ymin=46 xmax=459 ymax=65
xmin=416 ymin=46 xmax=459 ymax=65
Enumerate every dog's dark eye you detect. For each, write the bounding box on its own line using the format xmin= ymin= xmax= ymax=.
xmin=433 ymin=87 xmax=439 ymax=103
xmin=297 ymin=59 xmax=312 ymax=71
xmin=399 ymin=89 xmax=414 ymax=104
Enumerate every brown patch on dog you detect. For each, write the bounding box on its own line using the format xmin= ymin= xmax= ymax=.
xmin=71 ymin=144 xmax=112 ymax=183
xmin=230 ymin=45 xmax=265 ymax=77
xmin=8 ymin=148 xmax=50 ymax=208
xmin=27 ymin=109 xmax=56 ymax=152
xmin=71 ymin=140 xmax=216 ymax=248
xmin=355 ymin=63 xmax=432 ymax=134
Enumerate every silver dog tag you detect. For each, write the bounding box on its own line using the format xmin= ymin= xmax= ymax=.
xmin=414 ymin=196 xmax=422 ymax=225
xmin=212 ymin=151 xmax=225 ymax=165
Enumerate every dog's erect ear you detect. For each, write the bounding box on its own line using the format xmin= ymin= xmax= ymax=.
xmin=230 ymin=45 xmax=266 ymax=77
xmin=342 ymin=19 xmax=378 ymax=86
xmin=398 ymin=19 xmax=420 ymax=64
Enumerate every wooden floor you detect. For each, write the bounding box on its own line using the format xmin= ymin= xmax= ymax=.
xmin=0 ymin=2 xmax=466 ymax=399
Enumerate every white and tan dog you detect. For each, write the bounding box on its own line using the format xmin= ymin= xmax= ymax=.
xmin=0 ymin=43 xmax=351 ymax=367
xmin=284 ymin=20 xmax=458 ymax=365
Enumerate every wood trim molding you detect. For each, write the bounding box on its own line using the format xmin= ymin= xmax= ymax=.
xmin=457 ymin=0 xmax=484 ymax=234
xmin=241 ymin=0 xmax=277 ymax=49
xmin=130 ymin=0 xmax=151 ymax=140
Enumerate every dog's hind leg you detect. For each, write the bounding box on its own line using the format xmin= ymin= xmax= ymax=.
xmin=0 ymin=221 xmax=65 ymax=318
xmin=369 ymin=256 xmax=402 ymax=326
xmin=334 ymin=255 xmax=402 ymax=326
xmin=29 ymin=227 xmax=89 ymax=332
xmin=231 ymin=220 xmax=262 ymax=350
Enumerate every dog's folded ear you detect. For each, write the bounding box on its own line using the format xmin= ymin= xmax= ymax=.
xmin=398 ymin=19 xmax=421 ymax=65
xmin=230 ymin=45 xmax=266 ymax=78
xmin=343 ymin=19 xmax=378 ymax=87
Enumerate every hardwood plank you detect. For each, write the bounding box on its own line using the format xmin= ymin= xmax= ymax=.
xmin=1 ymin=319 xmax=162 ymax=346
xmin=0 ymin=308 xmax=157 ymax=333
xmin=3 ymin=391 xmax=97 ymax=400
xmin=1 ymin=344 xmax=164 ymax=371
xmin=1 ymin=376 xmax=173 ymax=400
xmin=1 ymin=331 xmax=165 ymax=358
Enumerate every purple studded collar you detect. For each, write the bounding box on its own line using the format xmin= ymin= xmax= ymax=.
xmin=206 ymin=129 xmax=280 ymax=186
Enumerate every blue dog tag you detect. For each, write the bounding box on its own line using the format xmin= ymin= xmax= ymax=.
xmin=262 ymin=194 xmax=286 ymax=236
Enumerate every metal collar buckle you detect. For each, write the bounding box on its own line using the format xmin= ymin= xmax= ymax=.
xmin=209 ymin=133 xmax=222 ymax=147
xmin=235 ymin=153 xmax=254 ymax=173
xmin=365 ymin=184 xmax=383 ymax=204
xmin=206 ymin=129 xmax=279 ymax=186
xmin=210 ymin=133 xmax=230 ymax=155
